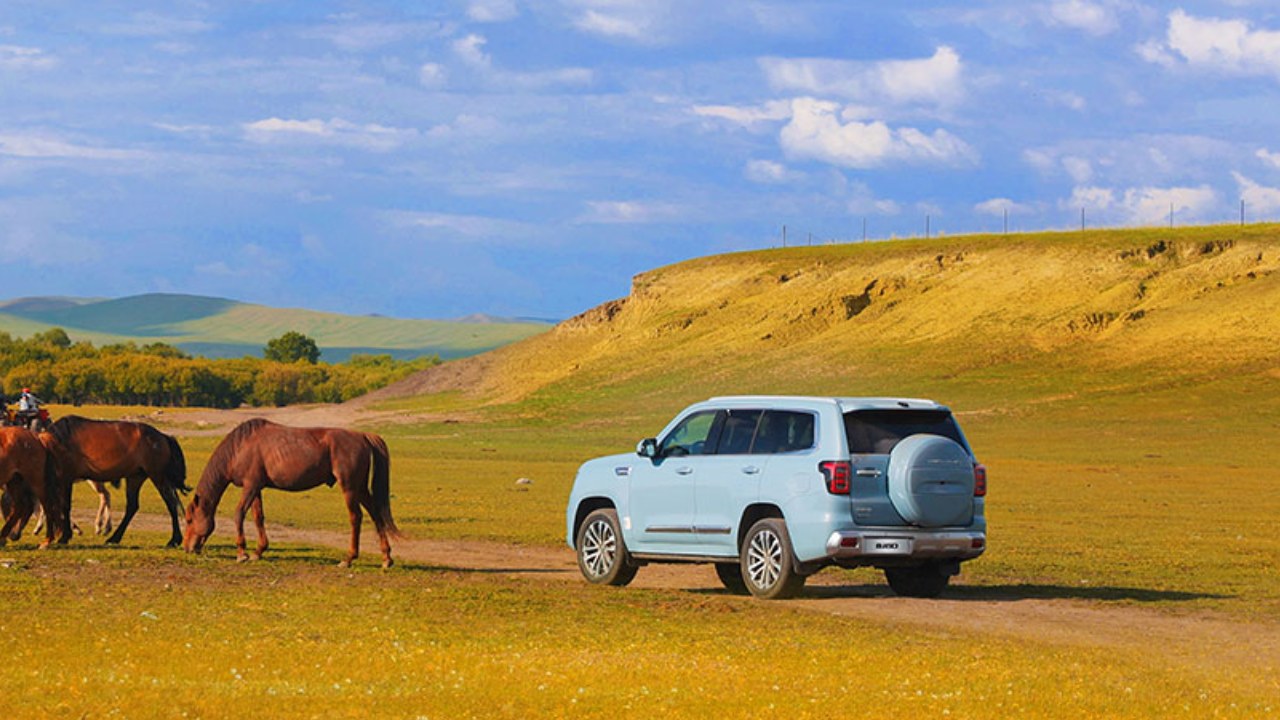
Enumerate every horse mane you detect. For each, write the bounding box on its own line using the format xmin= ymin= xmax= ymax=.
xmin=48 ymin=415 xmax=91 ymax=445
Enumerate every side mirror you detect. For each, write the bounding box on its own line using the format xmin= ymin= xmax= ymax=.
xmin=636 ymin=438 xmax=658 ymax=458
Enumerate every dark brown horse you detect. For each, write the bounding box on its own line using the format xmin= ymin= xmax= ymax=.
xmin=43 ymin=416 xmax=188 ymax=547
xmin=183 ymin=419 xmax=400 ymax=567
xmin=0 ymin=427 xmax=70 ymax=547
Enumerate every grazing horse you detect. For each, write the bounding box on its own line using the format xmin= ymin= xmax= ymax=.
xmin=183 ymin=418 xmax=400 ymax=568
xmin=43 ymin=416 xmax=188 ymax=547
xmin=0 ymin=426 xmax=70 ymax=547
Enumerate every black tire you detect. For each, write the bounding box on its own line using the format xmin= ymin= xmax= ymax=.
xmin=715 ymin=562 xmax=748 ymax=595
xmin=740 ymin=518 xmax=806 ymax=600
xmin=575 ymin=508 xmax=638 ymax=586
xmin=884 ymin=563 xmax=951 ymax=598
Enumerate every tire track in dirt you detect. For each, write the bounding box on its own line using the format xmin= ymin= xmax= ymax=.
xmin=120 ymin=512 xmax=1279 ymax=688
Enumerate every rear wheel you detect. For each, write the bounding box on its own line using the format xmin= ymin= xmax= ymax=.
xmin=715 ymin=562 xmax=748 ymax=595
xmin=740 ymin=518 xmax=806 ymax=600
xmin=575 ymin=508 xmax=637 ymax=586
xmin=884 ymin=563 xmax=951 ymax=598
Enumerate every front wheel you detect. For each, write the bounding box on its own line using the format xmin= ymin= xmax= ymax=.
xmin=884 ymin=563 xmax=951 ymax=598
xmin=740 ymin=518 xmax=806 ymax=600
xmin=575 ymin=508 xmax=637 ymax=586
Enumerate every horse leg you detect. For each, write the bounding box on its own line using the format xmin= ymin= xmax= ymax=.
xmin=250 ymin=495 xmax=268 ymax=561
xmin=156 ymin=482 xmax=183 ymax=548
xmin=358 ymin=495 xmax=394 ymax=569
xmin=339 ymin=489 xmax=362 ymax=568
xmin=233 ymin=486 xmax=259 ymax=562
xmin=92 ymin=481 xmax=112 ymax=536
xmin=105 ymin=475 xmax=145 ymax=545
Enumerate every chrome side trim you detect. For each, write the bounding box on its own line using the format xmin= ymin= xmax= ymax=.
xmin=692 ymin=525 xmax=732 ymax=535
xmin=644 ymin=525 xmax=733 ymax=535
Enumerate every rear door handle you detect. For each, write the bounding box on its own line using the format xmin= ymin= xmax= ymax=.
xmin=675 ymin=466 xmax=693 ymax=475
xmin=856 ymin=468 xmax=882 ymax=477
xmin=741 ymin=466 xmax=760 ymax=475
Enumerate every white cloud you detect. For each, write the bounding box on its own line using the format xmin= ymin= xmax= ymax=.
xmin=242 ymin=118 xmax=418 ymax=151
xmin=778 ymin=98 xmax=976 ymax=169
xmin=577 ymin=200 xmax=686 ymax=224
xmin=847 ymin=182 xmax=901 ymax=216
xmin=0 ymin=132 xmax=141 ymax=160
xmin=692 ymin=101 xmax=792 ymax=130
xmin=0 ymin=45 xmax=55 ymax=70
xmin=1234 ymin=172 xmax=1280 ymax=215
xmin=453 ymin=34 xmax=492 ymax=68
xmin=568 ymin=0 xmax=660 ymax=43
xmin=1066 ymin=184 xmax=1218 ymax=225
xmin=419 ymin=62 xmax=447 ymax=88
xmin=469 ymin=0 xmax=520 ymax=22
xmin=975 ymin=198 xmax=1034 ymax=216
xmin=1256 ymin=148 xmax=1280 ymax=169
xmin=1062 ymin=155 xmax=1094 ymax=183
xmin=1142 ymin=10 xmax=1280 ymax=78
xmin=744 ymin=160 xmax=801 ymax=184
xmin=1048 ymin=0 xmax=1118 ymax=36
xmin=759 ymin=46 xmax=964 ymax=109
xmin=387 ymin=210 xmax=528 ymax=237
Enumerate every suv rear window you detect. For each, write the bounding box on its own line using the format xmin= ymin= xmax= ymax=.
xmin=844 ymin=409 xmax=966 ymax=455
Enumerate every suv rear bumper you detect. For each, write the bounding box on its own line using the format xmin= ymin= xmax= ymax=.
xmin=824 ymin=529 xmax=985 ymax=561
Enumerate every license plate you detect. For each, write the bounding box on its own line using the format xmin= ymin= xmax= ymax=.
xmin=866 ymin=537 xmax=912 ymax=555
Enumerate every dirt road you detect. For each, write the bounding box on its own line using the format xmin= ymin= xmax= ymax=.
xmin=122 ymin=513 xmax=1278 ymax=688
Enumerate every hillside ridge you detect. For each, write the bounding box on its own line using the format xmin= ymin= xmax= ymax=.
xmin=369 ymin=224 xmax=1280 ymax=407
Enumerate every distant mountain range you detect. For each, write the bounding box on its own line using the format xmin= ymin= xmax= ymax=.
xmin=0 ymin=294 xmax=552 ymax=362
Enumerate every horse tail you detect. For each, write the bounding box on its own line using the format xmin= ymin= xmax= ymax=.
xmin=162 ymin=433 xmax=190 ymax=494
xmin=366 ymin=433 xmax=401 ymax=538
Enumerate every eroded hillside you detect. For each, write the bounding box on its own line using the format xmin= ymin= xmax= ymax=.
xmin=374 ymin=225 xmax=1280 ymax=410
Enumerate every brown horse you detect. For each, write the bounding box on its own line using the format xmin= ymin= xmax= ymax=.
xmin=183 ymin=418 xmax=400 ymax=567
xmin=44 ymin=416 xmax=188 ymax=547
xmin=0 ymin=427 xmax=70 ymax=547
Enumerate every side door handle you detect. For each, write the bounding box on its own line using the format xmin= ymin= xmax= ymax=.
xmin=675 ymin=466 xmax=693 ymax=475
xmin=741 ymin=466 xmax=761 ymax=475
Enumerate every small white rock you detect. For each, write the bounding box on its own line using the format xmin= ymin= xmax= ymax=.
xmin=515 ymin=478 xmax=532 ymax=485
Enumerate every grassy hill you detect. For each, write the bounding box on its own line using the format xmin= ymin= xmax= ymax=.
xmin=0 ymin=293 xmax=551 ymax=362
xmin=375 ymin=223 xmax=1280 ymax=415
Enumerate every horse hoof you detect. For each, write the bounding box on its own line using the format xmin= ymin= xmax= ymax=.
xmin=337 ymin=559 xmax=351 ymax=568
xmin=37 ymin=541 xmax=50 ymax=550
xmin=250 ymin=553 xmax=263 ymax=562
xmin=382 ymin=558 xmax=394 ymax=569
xmin=236 ymin=554 xmax=249 ymax=563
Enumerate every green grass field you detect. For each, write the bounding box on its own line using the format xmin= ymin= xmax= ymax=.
xmin=3 ymin=225 xmax=1279 ymax=717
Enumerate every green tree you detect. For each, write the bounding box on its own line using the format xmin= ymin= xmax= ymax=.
xmin=263 ymin=331 xmax=321 ymax=364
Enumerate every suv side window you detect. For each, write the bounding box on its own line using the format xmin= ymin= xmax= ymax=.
xmin=659 ymin=410 xmax=720 ymax=457
xmin=751 ymin=410 xmax=816 ymax=454
xmin=714 ymin=409 xmax=762 ymax=455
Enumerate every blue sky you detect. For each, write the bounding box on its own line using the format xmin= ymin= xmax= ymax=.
xmin=3 ymin=1 xmax=1280 ymax=319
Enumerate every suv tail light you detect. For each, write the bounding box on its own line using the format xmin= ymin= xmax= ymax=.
xmin=973 ymin=463 xmax=987 ymax=497
xmin=819 ymin=461 xmax=852 ymax=495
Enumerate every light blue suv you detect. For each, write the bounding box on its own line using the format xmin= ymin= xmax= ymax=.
xmin=565 ymin=396 xmax=986 ymax=599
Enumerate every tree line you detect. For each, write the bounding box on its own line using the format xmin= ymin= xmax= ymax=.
xmin=0 ymin=328 xmax=439 ymax=408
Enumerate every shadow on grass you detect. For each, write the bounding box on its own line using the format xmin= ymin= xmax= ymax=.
xmin=797 ymin=582 xmax=1229 ymax=603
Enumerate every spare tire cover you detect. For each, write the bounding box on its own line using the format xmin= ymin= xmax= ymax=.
xmin=886 ymin=434 xmax=975 ymax=528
